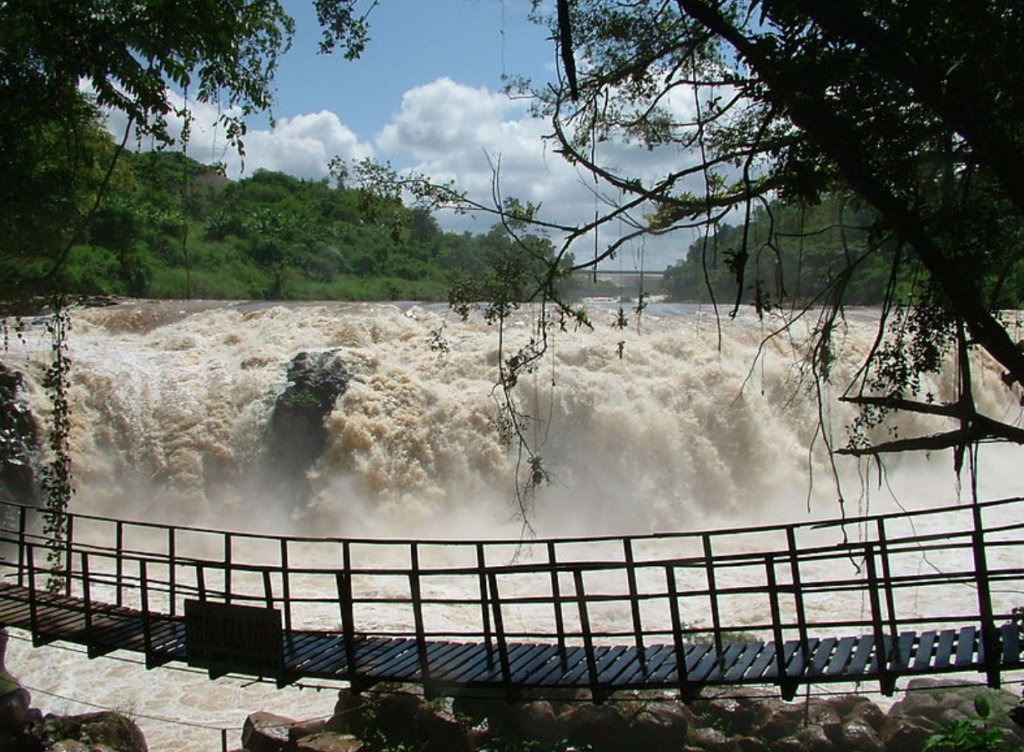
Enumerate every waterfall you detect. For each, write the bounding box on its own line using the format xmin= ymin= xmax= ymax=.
xmin=2 ymin=300 xmax=1019 ymax=537
xmin=2 ymin=299 xmax=1022 ymax=752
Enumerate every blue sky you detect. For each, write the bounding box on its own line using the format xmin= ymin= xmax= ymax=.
xmin=268 ymin=0 xmax=554 ymax=139
xmin=114 ymin=0 xmax=697 ymax=269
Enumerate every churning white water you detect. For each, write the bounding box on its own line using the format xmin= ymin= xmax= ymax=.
xmin=3 ymin=300 xmax=1023 ymax=750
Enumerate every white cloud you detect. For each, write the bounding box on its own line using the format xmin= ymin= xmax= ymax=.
xmin=374 ymin=77 xmax=703 ymax=268
xmin=100 ymin=80 xmax=703 ymax=268
xmin=103 ymin=90 xmax=374 ymax=181
xmin=376 ymin=78 xmax=602 ymax=229
xmin=236 ymin=111 xmax=374 ymax=179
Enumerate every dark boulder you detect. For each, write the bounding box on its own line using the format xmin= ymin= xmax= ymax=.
xmin=264 ymin=351 xmax=351 ymax=504
xmin=0 ymin=362 xmax=40 ymax=507
xmin=295 ymin=732 xmax=364 ymax=752
xmin=241 ymin=711 xmax=294 ymax=752
xmin=36 ymin=711 xmax=148 ymax=752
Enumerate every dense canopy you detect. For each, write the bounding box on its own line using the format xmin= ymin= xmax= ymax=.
xmin=521 ymin=0 xmax=1024 ymax=465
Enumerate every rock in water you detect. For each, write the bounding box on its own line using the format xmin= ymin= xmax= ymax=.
xmin=0 ymin=362 xmax=40 ymax=508
xmin=264 ymin=351 xmax=351 ymax=504
xmin=36 ymin=712 xmax=148 ymax=752
xmin=242 ymin=711 xmax=295 ymax=752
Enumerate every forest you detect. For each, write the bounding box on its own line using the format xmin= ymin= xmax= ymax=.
xmin=19 ymin=135 xmax=1008 ymax=310
xmin=661 ymin=197 xmax=1024 ymax=310
xmin=25 ymin=145 xmax=584 ymax=304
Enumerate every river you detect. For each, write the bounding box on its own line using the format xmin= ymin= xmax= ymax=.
xmin=2 ymin=299 xmax=1021 ymax=750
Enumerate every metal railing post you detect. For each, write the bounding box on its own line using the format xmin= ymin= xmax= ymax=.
xmin=971 ymin=502 xmax=1000 ymax=687
xmin=476 ymin=543 xmax=492 ymax=650
xmin=547 ymin=541 xmax=567 ymax=656
xmin=864 ymin=544 xmax=893 ymax=693
xmin=487 ymin=570 xmax=513 ymax=696
xmin=623 ymin=538 xmax=646 ymax=662
xmin=703 ymin=533 xmax=723 ymax=658
xmin=786 ymin=527 xmax=809 ymax=653
xmin=665 ymin=564 xmax=689 ymax=691
xmin=408 ymin=544 xmax=430 ymax=684
xmin=140 ymin=559 xmax=155 ymax=668
xmin=16 ymin=505 xmax=26 ymax=587
xmin=223 ymin=534 xmax=233 ymax=605
xmin=82 ymin=552 xmax=94 ymax=648
xmin=63 ymin=513 xmax=74 ymax=597
xmin=115 ymin=520 xmax=124 ymax=607
xmin=280 ymin=538 xmax=292 ymax=631
xmin=573 ymin=568 xmax=600 ymax=696
xmin=27 ymin=543 xmax=39 ymax=642
xmin=765 ymin=554 xmax=789 ymax=687
xmin=338 ymin=541 xmax=357 ymax=677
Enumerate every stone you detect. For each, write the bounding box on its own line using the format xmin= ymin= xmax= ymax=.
xmin=626 ymin=703 xmax=690 ymax=751
xmin=0 ymin=687 xmax=31 ymax=730
xmin=451 ymin=692 xmax=511 ymax=727
xmin=241 ymin=711 xmax=295 ymax=752
xmin=329 ymin=689 xmax=368 ymax=735
xmin=38 ymin=712 xmax=148 ymax=752
xmin=265 ymin=351 xmax=351 ymax=503
xmin=735 ymin=736 xmax=768 ymax=752
xmin=686 ymin=725 xmax=737 ymax=752
xmin=690 ymin=696 xmax=752 ymax=735
xmin=753 ymin=702 xmax=809 ymax=743
xmin=878 ymin=716 xmax=935 ymax=752
xmin=768 ymin=736 xmax=806 ymax=752
xmin=561 ymin=703 xmax=630 ymax=752
xmin=503 ymin=701 xmax=561 ymax=747
xmin=838 ymin=720 xmax=885 ymax=752
xmin=289 ymin=717 xmax=329 ymax=742
xmin=823 ymin=695 xmax=873 ymax=719
xmin=843 ymin=701 xmax=886 ymax=732
xmin=804 ymin=701 xmax=841 ymax=742
xmin=0 ymin=363 xmax=40 ymax=508
xmin=295 ymin=732 xmax=364 ymax=752
xmin=371 ymin=691 xmax=423 ymax=735
xmin=364 ymin=692 xmax=471 ymax=752
xmin=792 ymin=724 xmax=833 ymax=752
xmin=888 ymin=691 xmax=943 ymax=723
xmin=48 ymin=742 xmax=90 ymax=752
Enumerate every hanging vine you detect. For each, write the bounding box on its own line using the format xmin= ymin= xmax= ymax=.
xmin=40 ymin=298 xmax=73 ymax=590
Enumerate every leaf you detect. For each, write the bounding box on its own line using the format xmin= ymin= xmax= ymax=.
xmin=974 ymin=694 xmax=991 ymax=721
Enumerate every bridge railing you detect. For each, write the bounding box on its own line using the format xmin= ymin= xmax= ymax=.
xmin=1 ymin=497 xmax=1022 ymax=689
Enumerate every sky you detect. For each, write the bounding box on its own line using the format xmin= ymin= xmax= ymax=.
xmin=115 ymin=0 xmax=695 ymax=270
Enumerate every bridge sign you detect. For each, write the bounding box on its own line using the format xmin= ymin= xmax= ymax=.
xmin=185 ymin=600 xmax=284 ymax=678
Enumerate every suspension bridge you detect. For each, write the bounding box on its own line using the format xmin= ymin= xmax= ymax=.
xmin=0 ymin=497 xmax=1022 ymax=701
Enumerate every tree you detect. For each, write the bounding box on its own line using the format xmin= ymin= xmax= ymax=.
xmin=0 ymin=0 xmax=380 ymax=299
xmin=0 ymin=0 xmax=370 ymax=564
xmin=512 ymin=0 xmax=1024 ymax=477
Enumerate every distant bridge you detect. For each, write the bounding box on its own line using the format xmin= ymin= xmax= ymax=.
xmin=1 ymin=498 xmax=1022 ymax=701
xmin=573 ymin=269 xmax=666 ymax=298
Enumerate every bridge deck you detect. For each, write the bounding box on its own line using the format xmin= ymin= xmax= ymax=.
xmin=2 ymin=580 xmax=1020 ymax=699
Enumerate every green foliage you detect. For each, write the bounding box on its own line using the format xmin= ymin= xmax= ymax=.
xmin=661 ymin=196 xmax=918 ymax=308
xmin=0 ymin=92 xmax=114 ymax=302
xmin=0 ymin=0 xmax=295 ymax=149
xmin=924 ymin=696 xmax=1022 ymax=752
xmin=518 ymin=0 xmax=1024 ymax=466
xmin=39 ymin=303 xmax=73 ymax=590
xmin=0 ymin=0 xmax=304 ymax=304
xmin=4 ymin=137 xmax=556 ymax=304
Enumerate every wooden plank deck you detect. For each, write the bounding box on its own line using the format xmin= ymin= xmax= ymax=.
xmin=2 ymin=581 xmax=1021 ymax=698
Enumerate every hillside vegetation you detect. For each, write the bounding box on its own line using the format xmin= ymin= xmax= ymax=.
xmin=46 ymin=149 xmax=571 ymax=303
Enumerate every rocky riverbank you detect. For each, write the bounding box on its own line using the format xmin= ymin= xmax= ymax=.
xmin=237 ymin=679 xmax=1024 ymax=752
xmin=0 ymin=629 xmax=148 ymax=752
xmin=3 ymin=620 xmax=1022 ymax=752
